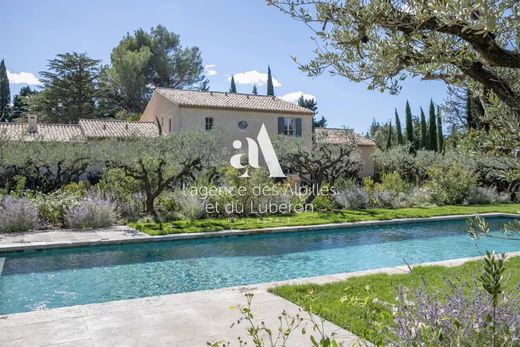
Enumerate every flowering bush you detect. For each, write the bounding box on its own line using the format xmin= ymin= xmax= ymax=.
xmin=335 ymin=186 xmax=370 ymax=210
xmin=64 ymin=194 xmax=119 ymax=229
xmin=465 ymin=186 xmax=511 ymax=205
xmin=32 ymin=185 xmax=85 ymax=226
xmin=390 ymin=278 xmax=520 ymax=346
xmin=174 ymin=190 xmax=207 ymax=220
xmin=0 ymin=196 xmax=39 ymax=232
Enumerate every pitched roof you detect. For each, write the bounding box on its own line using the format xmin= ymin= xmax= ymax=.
xmin=0 ymin=123 xmax=85 ymax=142
xmin=314 ymin=128 xmax=376 ymax=146
xmin=78 ymin=119 xmax=159 ymax=139
xmin=0 ymin=119 xmax=159 ymax=142
xmin=155 ymin=88 xmax=314 ymax=115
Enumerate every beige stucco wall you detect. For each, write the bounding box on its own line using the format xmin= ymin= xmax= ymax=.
xmin=140 ymin=91 xmax=313 ymax=141
xmin=140 ymin=91 xmax=375 ymax=177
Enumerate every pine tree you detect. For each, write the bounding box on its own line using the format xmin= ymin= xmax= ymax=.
xmin=0 ymin=59 xmax=10 ymax=122
xmin=10 ymin=86 xmax=35 ymax=120
xmin=252 ymin=85 xmax=258 ymax=95
xmin=428 ymin=100 xmax=438 ymax=151
xmin=266 ymin=65 xmax=274 ymax=96
xmin=386 ymin=122 xmax=393 ymax=150
xmin=437 ymin=106 xmax=444 ymax=152
xmin=405 ymin=100 xmax=414 ymax=145
xmin=229 ymin=75 xmax=237 ymax=93
xmin=394 ymin=109 xmax=403 ymax=145
xmin=420 ymin=107 xmax=427 ymax=149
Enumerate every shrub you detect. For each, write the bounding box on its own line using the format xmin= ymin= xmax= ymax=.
xmin=335 ymin=186 xmax=370 ymax=210
xmin=174 ymin=190 xmax=207 ymax=220
xmin=404 ymin=187 xmax=433 ymax=207
xmin=390 ymin=278 xmax=520 ymax=346
xmin=64 ymin=194 xmax=119 ymax=229
xmin=465 ymin=186 xmax=511 ymax=205
xmin=96 ymin=168 xmax=142 ymax=218
xmin=32 ymin=185 xmax=85 ymax=226
xmin=378 ymin=171 xmax=410 ymax=195
xmin=426 ymin=164 xmax=477 ymax=205
xmin=311 ymin=193 xmax=334 ymax=211
xmin=372 ymin=190 xmax=407 ymax=209
xmin=0 ymin=196 xmax=39 ymax=233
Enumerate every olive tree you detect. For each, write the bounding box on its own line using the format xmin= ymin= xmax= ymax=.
xmin=0 ymin=139 xmax=93 ymax=193
xmin=276 ymin=130 xmax=362 ymax=203
xmin=100 ymin=130 xmax=228 ymax=218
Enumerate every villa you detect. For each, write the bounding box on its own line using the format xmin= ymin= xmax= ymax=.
xmin=0 ymin=89 xmax=376 ymax=176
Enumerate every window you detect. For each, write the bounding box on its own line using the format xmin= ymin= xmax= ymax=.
xmin=205 ymin=117 xmax=214 ymax=130
xmin=168 ymin=119 xmax=172 ymax=133
xmin=283 ymin=118 xmax=296 ymax=136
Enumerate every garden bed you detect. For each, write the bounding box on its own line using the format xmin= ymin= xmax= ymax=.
xmin=271 ymin=255 xmax=520 ymax=344
xmin=129 ymin=203 xmax=520 ymax=235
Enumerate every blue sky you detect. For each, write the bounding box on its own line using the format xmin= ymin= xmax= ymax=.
xmin=0 ymin=0 xmax=447 ymax=132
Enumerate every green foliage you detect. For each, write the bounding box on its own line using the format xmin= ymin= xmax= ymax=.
xmin=394 ymin=109 xmax=403 ymax=145
xmin=30 ymin=52 xmax=100 ymax=123
xmin=0 ymin=59 xmax=11 ymax=122
xmin=230 ymin=75 xmax=237 ymax=93
xmin=272 ymin=256 xmax=520 ymax=345
xmin=429 ymin=100 xmax=438 ymax=151
xmin=385 ymin=122 xmax=392 ymax=149
xmin=130 ymin=204 xmax=520 ymax=235
xmin=436 ymin=107 xmax=444 ymax=151
xmin=405 ymin=101 xmax=414 ymax=145
xmin=97 ymin=168 xmax=142 ymax=217
xmin=266 ymin=65 xmax=274 ymax=96
xmin=252 ymin=85 xmax=258 ymax=95
xmin=426 ymin=164 xmax=477 ymax=205
xmin=10 ymin=86 xmax=36 ymax=120
xmin=419 ymin=107 xmax=427 ymax=149
xmin=32 ymin=184 xmax=86 ymax=226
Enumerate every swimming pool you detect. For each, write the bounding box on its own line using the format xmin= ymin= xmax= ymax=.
xmin=1 ymin=217 xmax=519 ymax=315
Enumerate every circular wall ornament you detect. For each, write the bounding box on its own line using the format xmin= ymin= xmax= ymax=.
xmin=238 ymin=120 xmax=248 ymax=129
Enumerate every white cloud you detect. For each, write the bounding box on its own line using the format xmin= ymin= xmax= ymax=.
xmin=7 ymin=71 xmax=40 ymax=85
xmin=231 ymin=70 xmax=281 ymax=87
xmin=279 ymin=91 xmax=316 ymax=104
xmin=204 ymin=64 xmax=217 ymax=76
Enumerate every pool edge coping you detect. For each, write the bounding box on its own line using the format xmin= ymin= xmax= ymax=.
xmin=0 ymin=212 xmax=518 ymax=253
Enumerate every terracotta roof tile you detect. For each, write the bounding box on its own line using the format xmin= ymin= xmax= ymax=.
xmin=155 ymin=88 xmax=314 ymax=115
xmin=0 ymin=123 xmax=84 ymax=142
xmin=315 ymin=128 xmax=376 ymax=146
xmin=78 ymin=119 xmax=159 ymax=139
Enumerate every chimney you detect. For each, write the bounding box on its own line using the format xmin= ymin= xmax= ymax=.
xmin=27 ymin=114 xmax=38 ymax=133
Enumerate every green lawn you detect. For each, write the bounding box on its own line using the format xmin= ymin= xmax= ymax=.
xmin=271 ymin=256 xmax=520 ymax=344
xmin=130 ymin=204 xmax=519 ymax=235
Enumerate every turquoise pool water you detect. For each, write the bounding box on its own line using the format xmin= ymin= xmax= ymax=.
xmin=1 ymin=217 xmax=519 ymax=315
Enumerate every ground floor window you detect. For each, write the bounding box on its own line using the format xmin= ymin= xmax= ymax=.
xmin=205 ymin=117 xmax=214 ymax=130
xmin=284 ymin=118 xmax=296 ymax=136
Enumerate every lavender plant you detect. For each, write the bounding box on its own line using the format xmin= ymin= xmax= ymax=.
xmin=0 ymin=196 xmax=39 ymax=233
xmin=64 ymin=194 xmax=119 ymax=229
xmin=390 ymin=264 xmax=520 ymax=346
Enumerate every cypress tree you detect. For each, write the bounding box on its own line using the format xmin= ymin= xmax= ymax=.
xmin=229 ymin=75 xmax=237 ymax=93
xmin=266 ymin=65 xmax=274 ymax=96
xmin=437 ymin=106 xmax=444 ymax=151
xmin=386 ymin=122 xmax=393 ymax=150
xmin=395 ymin=109 xmax=403 ymax=145
xmin=405 ymin=100 xmax=414 ymax=145
xmin=428 ymin=100 xmax=438 ymax=151
xmin=0 ymin=59 xmax=10 ymax=122
xmin=252 ymin=85 xmax=258 ymax=95
xmin=420 ymin=107 xmax=427 ymax=149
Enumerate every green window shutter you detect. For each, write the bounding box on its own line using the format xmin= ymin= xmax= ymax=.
xmin=295 ymin=118 xmax=302 ymax=137
xmin=278 ymin=117 xmax=285 ymax=134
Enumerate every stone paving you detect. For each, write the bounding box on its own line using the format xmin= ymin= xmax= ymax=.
xmin=0 ymin=284 xmax=359 ymax=347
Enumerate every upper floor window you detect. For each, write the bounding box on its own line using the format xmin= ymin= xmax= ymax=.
xmin=284 ymin=118 xmax=296 ymax=136
xmin=205 ymin=117 xmax=214 ymax=130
